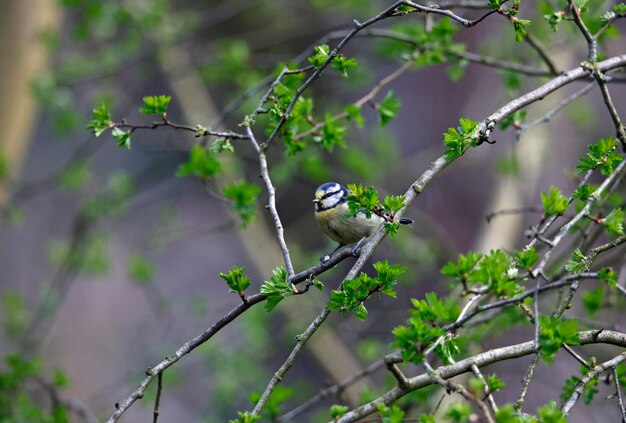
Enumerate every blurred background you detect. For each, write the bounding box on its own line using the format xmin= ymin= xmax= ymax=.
xmin=1 ymin=0 xmax=625 ymax=421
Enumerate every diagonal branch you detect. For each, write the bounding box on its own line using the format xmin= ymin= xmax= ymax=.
xmin=562 ymin=352 xmax=626 ymax=415
xmin=338 ymin=331 xmax=626 ymax=422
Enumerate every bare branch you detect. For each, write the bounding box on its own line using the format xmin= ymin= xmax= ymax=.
xmin=105 ymin=248 xmax=354 ymax=422
xmin=246 ymin=127 xmax=295 ymax=278
xmin=153 ymin=372 xmax=163 ymax=423
xmin=338 ymin=331 xmax=626 ymax=422
xmin=562 ymin=352 xmax=626 ymax=415
xmin=612 ymin=366 xmax=626 ymax=423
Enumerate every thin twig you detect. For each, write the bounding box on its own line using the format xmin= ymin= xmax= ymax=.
xmin=294 ymin=50 xmax=419 ymax=141
xmin=278 ymin=358 xmax=387 ymax=422
xmin=524 ymin=32 xmax=558 ymax=74
xmin=562 ymin=352 xmax=626 ymax=415
xmin=520 ymin=82 xmax=596 ymax=134
xmin=612 ymin=366 xmax=626 ymax=423
xmin=262 ymin=1 xmax=405 ymax=150
xmin=423 ymin=361 xmax=495 ymax=423
xmin=562 ymin=344 xmax=590 ymax=369
xmin=403 ymin=0 xmax=500 ymax=27
xmin=153 ymin=372 xmax=163 ymax=423
xmin=514 ymin=354 xmax=541 ymax=413
xmin=470 ymin=363 xmax=499 ymax=414
xmin=246 ymin=127 xmax=295 ymax=278
xmin=251 ymin=306 xmax=332 ymax=415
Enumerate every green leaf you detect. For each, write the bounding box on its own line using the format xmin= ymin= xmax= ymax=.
xmin=53 ymin=368 xmax=70 ymax=388
xmin=112 ymin=127 xmax=131 ymax=149
xmin=219 ymin=266 xmax=251 ymax=294
xmin=260 ymin=267 xmax=293 ymax=311
xmin=544 ymin=11 xmax=566 ymax=31
xmin=176 ymin=145 xmax=222 ymax=178
xmin=229 ymin=411 xmax=260 ymax=423
xmin=515 ymin=246 xmax=539 ymax=270
xmin=576 ymin=137 xmax=623 ymax=175
xmin=308 ymin=44 xmax=330 ymax=68
xmin=384 ymin=221 xmax=400 ymax=238
xmin=582 ymin=285 xmax=605 ymax=316
xmin=441 ymin=252 xmax=482 ymax=278
xmin=376 ymin=403 xmax=405 ymax=423
xmin=139 ymin=95 xmax=172 ymax=115
xmin=565 ymin=248 xmax=588 ymax=273
xmin=495 ymin=405 xmax=524 ymax=423
xmin=378 ymin=90 xmax=401 ymax=127
xmin=128 ymin=253 xmax=155 ymax=284
xmin=572 ymin=184 xmax=597 ymax=202
xmin=222 ymin=181 xmax=261 ymax=228
xmin=356 ymin=303 xmax=368 ymax=321
xmin=601 ymin=208 xmax=624 ymax=236
xmin=445 ymin=402 xmax=472 ymax=423
xmin=1 ymin=290 xmax=29 ymax=336
xmin=442 ymin=118 xmax=479 ymax=161
xmin=536 ymin=400 xmax=567 ymax=423
xmin=539 ymin=316 xmax=580 ymax=365
xmin=345 ymin=104 xmax=365 ymax=127
xmin=512 ymin=19 xmax=531 ymax=42
xmin=615 ymin=4 xmax=626 ymax=15
xmin=331 ymin=55 xmax=357 ymax=77
xmin=248 ymin=386 xmax=292 ymax=419
xmin=598 ymin=267 xmax=617 ymax=288
xmin=486 ymin=374 xmax=506 ymax=392
xmin=488 ymin=0 xmax=506 ymax=8
xmin=345 ymin=183 xmax=379 ymax=218
xmin=383 ymin=195 xmax=405 ymax=213
xmin=314 ymin=113 xmax=346 ymax=152
xmin=312 ymin=279 xmax=324 ymax=291
xmin=541 ymin=186 xmax=568 ymax=217
xmin=0 ymin=151 xmax=8 ymax=182
xmin=86 ymin=102 xmax=112 ymax=137
xmin=209 ymin=138 xmax=234 ymax=153
xmin=329 ymin=404 xmax=348 ymax=419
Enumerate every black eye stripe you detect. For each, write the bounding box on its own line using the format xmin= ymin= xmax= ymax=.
xmin=321 ymin=189 xmax=343 ymax=200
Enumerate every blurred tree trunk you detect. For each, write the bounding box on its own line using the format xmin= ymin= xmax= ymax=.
xmin=0 ymin=0 xmax=60 ymax=204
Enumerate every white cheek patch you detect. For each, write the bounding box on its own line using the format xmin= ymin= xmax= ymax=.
xmin=321 ymin=191 xmax=344 ymax=209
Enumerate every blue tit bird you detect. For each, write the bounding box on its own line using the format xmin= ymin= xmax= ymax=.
xmin=313 ymin=182 xmax=413 ymax=262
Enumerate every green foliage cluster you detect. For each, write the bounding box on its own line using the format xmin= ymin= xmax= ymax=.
xmin=344 ymin=184 xmax=407 ymax=236
xmin=307 ymin=44 xmax=358 ymax=77
xmin=540 ymin=186 xmax=568 ymax=218
xmin=393 ymin=292 xmax=460 ymax=364
xmin=220 ymin=266 xmax=251 ymax=295
xmin=576 ymin=137 xmax=623 ymax=176
xmin=259 ymin=267 xmax=293 ymax=311
xmin=328 ymin=260 xmax=406 ymax=321
xmin=538 ymin=316 xmax=580 ymax=365
xmin=441 ymin=249 xmax=526 ymax=297
xmin=223 ymin=181 xmax=262 ymax=228
xmin=176 ymin=145 xmax=222 ymax=178
xmin=0 ymin=355 xmax=70 ymax=422
xmin=442 ymin=118 xmax=479 ymax=161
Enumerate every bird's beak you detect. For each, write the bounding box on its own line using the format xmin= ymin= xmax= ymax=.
xmin=312 ymin=199 xmax=320 ymax=204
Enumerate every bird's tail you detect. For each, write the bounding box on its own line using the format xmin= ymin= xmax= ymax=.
xmin=399 ymin=218 xmax=414 ymax=225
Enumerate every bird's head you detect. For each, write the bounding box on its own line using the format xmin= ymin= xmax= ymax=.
xmin=313 ymin=182 xmax=349 ymax=212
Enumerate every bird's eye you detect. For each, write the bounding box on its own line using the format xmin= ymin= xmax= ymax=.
xmin=320 ymin=189 xmax=342 ymax=200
